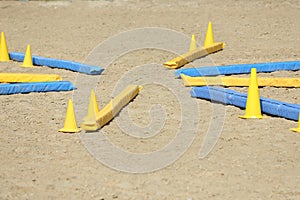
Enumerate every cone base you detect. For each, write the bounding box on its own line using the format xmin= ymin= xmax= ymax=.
xmin=82 ymin=116 xmax=97 ymax=124
xmin=290 ymin=128 xmax=300 ymax=132
xmin=59 ymin=127 xmax=81 ymax=133
xmin=204 ymin=43 xmax=214 ymax=48
xmin=21 ymin=64 xmax=35 ymax=68
xmin=239 ymin=115 xmax=265 ymax=119
xmin=80 ymin=123 xmax=100 ymax=132
xmin=0 ymin=58 xmax=11 ymax=62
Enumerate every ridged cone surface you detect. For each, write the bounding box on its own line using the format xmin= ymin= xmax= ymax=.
xmin=21 ymin=45 xmax=34 ymax=67
xmin=189 ymin=34 xmax=197 ymax=51
xmin=0 ymin=32 xmax=10 ymax=62
xmin=84 ymin=90 xmax=100 ymax=121
xmin=204 ymin=22 xmax=214 ymax=48
xmin=59 ymin=99 xmax=80 ymax=133
xmin=240 ymin=68 xmax=263 ymax=119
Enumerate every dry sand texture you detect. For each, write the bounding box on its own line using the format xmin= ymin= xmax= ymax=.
xmin=0 ymin=0 xmax=299 ymax=199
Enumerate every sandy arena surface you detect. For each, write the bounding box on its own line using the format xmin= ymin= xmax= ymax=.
xmin=0 ymin=0 xmax=299 ymax=199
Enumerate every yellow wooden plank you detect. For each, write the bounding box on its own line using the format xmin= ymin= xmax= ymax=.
xmin=81 ymin=85 xmax=142 ymax=131
xmin=164 ymin=42 xmax=225 ymax=69
xmin=0 ymin=73 xmax=62 ymax=83
xmin=181 ymin=74 xmax=300 ymax=87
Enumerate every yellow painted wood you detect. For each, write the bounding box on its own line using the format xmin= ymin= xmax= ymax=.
xmin=164 ymin=42 xmax=225 ymax=69
xmin=181 ymin=74 xmax=300 ymax=87
xmin=81 ymin=85 xmax=142 ymax=131
xmin=0 ymin=73 xmax=62 ymax=83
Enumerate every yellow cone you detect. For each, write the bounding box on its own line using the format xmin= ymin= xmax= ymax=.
xmin=290 ymin=112 xmax=300 ymax=132
xmin=83 ymin=90 xmax=100 ymax=121
xmin=0 ymin=32 xmax=10 ymax=62
xmin=204 ymin=21 xmax=214 ymax=48
xmin=59 ymin=99 xmax=80 ymax=133
xmin=21 ymin=45 xmax=34 ymax=67
xmin=189 ymin=34 xmax=197 ymax=51
xmin=239 ymin=68 xmax=264 ymax=119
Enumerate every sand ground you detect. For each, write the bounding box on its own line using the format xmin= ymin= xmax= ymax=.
xmin=0 ymin=0 xmax=299 ymax=199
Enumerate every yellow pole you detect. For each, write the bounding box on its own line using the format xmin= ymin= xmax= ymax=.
xmin=181 ymin=74 xmax=300 ymax=88
xmin=81 ymin=85 xmax=142 ymax=131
